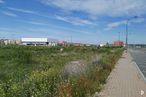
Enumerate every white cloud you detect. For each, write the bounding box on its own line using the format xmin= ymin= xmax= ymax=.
xmin=16 ymin=19 xmax=91 ymax=34
xmin=32 ymin=23 xmax=90 ymax=34
xmin=41 ymin=0 xmax=146 ymax=18
xmin=0 ymin=0 xmax=4 ymax=3
xmin=7 ymin=7 xmax=37 ymax=14
xmin=27 ymin=21 xmax=48 ymax=26
xmin=7 ymin=7 xmax=94 ymax=26
xmin=7 ymin=7 xmax=54 ymax=19
xmin=16 ymin=19 xmax=49 ymax=26
xmin=105 ymin=18 xmax=145 ymax=31
xmin=105 ymin=20 xmax=126 ymax=31
xmin=2 ymin=11 xmax=17 ymax=17
xmin=56 ymin=16 xmax=94 ymax=26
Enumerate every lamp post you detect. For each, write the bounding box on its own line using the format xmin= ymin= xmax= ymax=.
xmin=125 ymin=19 xmax=129 ymax=51
xmin=125 ymin=16 xmax=138 ymax=52
xmin=119 ymin=32 xmax=121 ymax=41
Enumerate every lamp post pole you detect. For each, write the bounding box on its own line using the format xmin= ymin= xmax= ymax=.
xmin=125 ymin=16 xmax=138 ymax=52
xmin=119 ymin=32 xmax=121 ymax=41
xmin=126 ymin=20 xmax=129 ymax=52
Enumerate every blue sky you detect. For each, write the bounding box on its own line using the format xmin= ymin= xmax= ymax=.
xmin=0 ymin=0 xmax=146 ymax=44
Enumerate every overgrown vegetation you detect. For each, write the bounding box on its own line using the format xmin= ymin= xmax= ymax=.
xmin=0 ymin=45 xmax=123 ymax=97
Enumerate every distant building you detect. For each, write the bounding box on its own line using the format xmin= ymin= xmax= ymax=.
xmin=72 ymin=43 xmax=84 ymax=47
xmin=0 ymin=39 xmax=21 ymax=45
xmin=0 ymin=39 xmax=5 ymax=45
xmin=85 ymin=44 xmax=91 ymax=46
xmin=4 ymin=39 xmax=12 ymax=45
xmin=15 ymin=40 xmax=21 ymax=45
xmin=114 ymin=41 xmax=124 ymax=47
xmin=99 ymin=44 xmax=106 ymax=47
xmin=21 ymin=38 xmax=58 ymax=46
xmin=59 ymin=41 xmax=68 ymax=46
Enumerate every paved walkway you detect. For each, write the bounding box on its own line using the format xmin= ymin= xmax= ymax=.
xmin=99 ymin=52 xmax=146 ymax=97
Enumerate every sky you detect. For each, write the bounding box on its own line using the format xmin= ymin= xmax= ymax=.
xmin=0 ymin=0 xmax=146 ymax=44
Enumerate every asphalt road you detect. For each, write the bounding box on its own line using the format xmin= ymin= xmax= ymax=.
xmin=130 ymin=48 xmax=146 ymax=78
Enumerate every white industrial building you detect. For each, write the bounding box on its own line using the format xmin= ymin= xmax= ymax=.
xmin=21 ymin=38 xmax=58 ymax=46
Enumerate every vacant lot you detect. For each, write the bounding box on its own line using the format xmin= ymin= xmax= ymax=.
xmin=0 ymin=45 xmax=123 ymax=97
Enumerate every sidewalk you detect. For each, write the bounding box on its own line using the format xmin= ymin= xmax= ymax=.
xmin=99 ymin=52 xmax=146 ymax=97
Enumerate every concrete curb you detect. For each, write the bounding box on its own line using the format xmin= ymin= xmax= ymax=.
xmin=133 ymin=61 xmax=146 ymax=84
xmin=129 ymin=51 xmax=146 ymax=84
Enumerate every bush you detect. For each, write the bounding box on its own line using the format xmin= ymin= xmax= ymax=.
xmin=0 ymin=45 xmax=123 ymax=97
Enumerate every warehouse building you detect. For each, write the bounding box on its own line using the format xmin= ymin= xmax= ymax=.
xmin=21 ymin=38 xmax=58 ymax=46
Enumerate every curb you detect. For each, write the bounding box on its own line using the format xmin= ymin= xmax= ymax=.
xmin=129 ymin=51 xmax=146 ymax=84
xmin=133 ymin=61 xmax=146 ymax=84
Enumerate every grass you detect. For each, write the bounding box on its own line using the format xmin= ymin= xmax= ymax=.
xmin=0 ymin=45 xmax=123 ymax=97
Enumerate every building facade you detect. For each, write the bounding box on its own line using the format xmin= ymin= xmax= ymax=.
xmin=114 ymin=41 xmax=124 ymax=47
xmin=21 ymin=38 xmax=58 ymax=46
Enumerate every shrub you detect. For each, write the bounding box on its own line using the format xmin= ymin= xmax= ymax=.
xmin=0 ymin=45 xmax=123 ymax=97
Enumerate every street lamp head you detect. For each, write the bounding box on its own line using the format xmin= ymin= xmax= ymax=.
xmin=133 ymin=16 xmax=139 ymax=19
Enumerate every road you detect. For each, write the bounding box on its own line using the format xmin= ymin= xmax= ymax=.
xmin=130 ymin=48 xmax=146 ymax=79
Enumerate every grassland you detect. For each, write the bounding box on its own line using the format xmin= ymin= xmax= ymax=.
xmin=0 ymin=45 xmax=123 ymax=97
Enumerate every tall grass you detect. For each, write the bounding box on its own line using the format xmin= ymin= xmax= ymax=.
xmin=0 ymin=45 xmax=123 ymax=97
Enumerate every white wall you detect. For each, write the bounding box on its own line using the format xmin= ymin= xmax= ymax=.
xmin=21 ymin=38 xmax=48 ymax=42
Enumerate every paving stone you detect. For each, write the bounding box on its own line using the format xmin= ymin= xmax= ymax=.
xmin=99 ymin=52 xmax=146 ymax=97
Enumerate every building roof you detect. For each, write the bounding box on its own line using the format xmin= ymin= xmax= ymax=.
xmin=21 ymin=38 xmax=58 ymax=43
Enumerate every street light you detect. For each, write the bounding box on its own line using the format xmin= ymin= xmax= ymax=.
xmin=125 ymin=16 xmax=138 ymax=52
xmin=118 ymin=32 xmax=121 ymax=41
